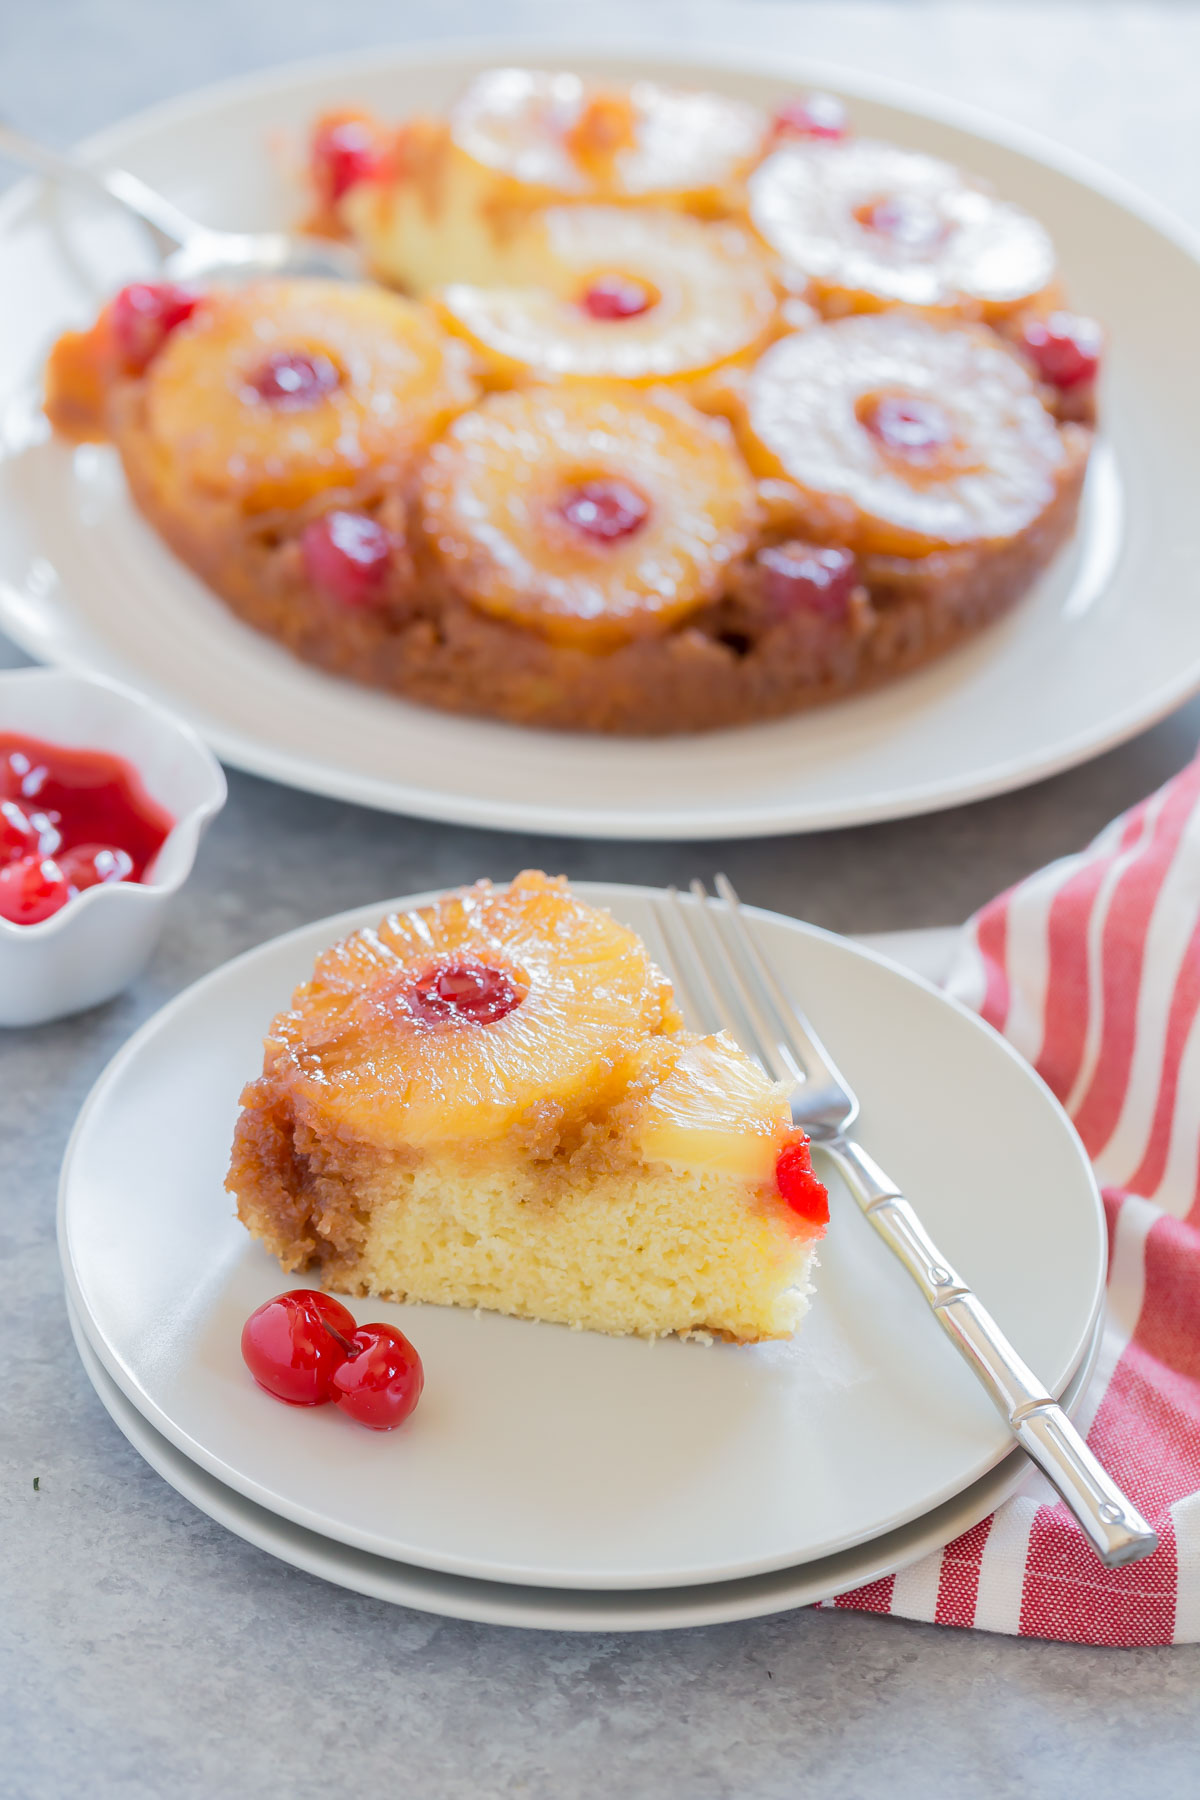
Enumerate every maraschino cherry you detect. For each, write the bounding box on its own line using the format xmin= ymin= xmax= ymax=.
xmin=559 ymin=479 xmax=650 ymax=543
xmin=330 ymin=1324 xmax=425 ymax=1431
xmin=246 ymin=350 xmax=342 ymax=408
xmin=757 ymin=542 xmax=858 ymax=621
xmin=241 ymin=1289 xmax=425 ymax=1430
xmin=311 ymin=116 xmax=386 ymax=206
xmin=1020 ymin=312 xmax=1102 ymax=390
xmin=580 ymin=276 xmax=655 ymax=321
xmin=409 ymin=962 xmax=524 ymax=1025
xmin=302 ymin=511 xmax=395 ymax=609
xmin=860 ymin=391 xmax=954 ymax=462
xmin=772 ymin=92 xmax=848 ymax=142
xmin=0 ymin=855 xmax=70 ymax=926
xmin=110 ymin=282 xmax=199 ymax=375
xmin=775 ymin=1135 xmax=830 ymax=1226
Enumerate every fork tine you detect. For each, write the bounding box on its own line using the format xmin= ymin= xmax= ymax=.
xmin=682 ymin=879 xmax=778 ymax=1071
xmin=684 ymin=879 xmax=808 ymax=1089
xmin=650 ymin=887 xmax=725 ymax=1036
xmin=713 ymin=873 xmax=848 ymax=1098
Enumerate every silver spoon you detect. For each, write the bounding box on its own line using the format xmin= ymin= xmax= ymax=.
xmin=0 ymin=119 xmax=362 ymax=283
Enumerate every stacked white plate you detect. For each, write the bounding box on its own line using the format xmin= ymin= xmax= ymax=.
xmin=60 ymin=893 xmax=1106 ymax=1630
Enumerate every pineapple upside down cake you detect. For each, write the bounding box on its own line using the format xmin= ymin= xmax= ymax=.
xmin=226 ymin=873 xmax=829 ymax=1343
xmin=44 ymin=68 xmax=1100 ymax=735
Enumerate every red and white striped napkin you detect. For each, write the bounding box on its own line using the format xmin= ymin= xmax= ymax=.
xmin=831 ymin=755 xmax=1200 ymax=1645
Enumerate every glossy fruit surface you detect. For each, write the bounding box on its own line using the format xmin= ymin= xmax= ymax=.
xmin=436 ymin=206 xmax=777 ymax=388
xmin=241 ymin=1289 xmax=359 ymax=1406
xmin=775 ymin=1135 xmax=830 ymax=1225
xmin=302 ymin=511 xmax=394 ymax=608
xmin=311 ymin=113 xmax=387 ymax=205
xmin=110 ymin=282 xmax=200 ymax=375
xmin=267 ymin=871 xmax=680 ymax=1151
xmin=749 ymin=138 xmax=1055 ymax=316
xmin=450 ymin=67 xmax=766 ymax=202
xmin=581 ymin=276 xmax=655 ymax=320
xmin=559 ymin=479 xmax=650 ymax=544
xmin=757 ymin=542 xmax=857 ymax=619
xmin=56 ymin=844 xmax=136 ymax=891
xmin=1020 ymin=312 xmax=1102 ymax=389
xmin=742 ymin=315 xmax=1066 ymax=556
xmin=143 ymin=279 xmax=476 ymax=511
xmin=246 ymin=350 xmax=342 ymax=408
xmin=420 ymin=384 xmax=759 ymax=649
xmin=409 ymin=962 xmax=525 ymax=1025
xmin=331 ymin=1323 xmax=425 ymax=1430
xmin=0 ymin=733 xmax=171 ymax=924
xmin=772 ymin=92 xmax=848 ymax=141
xmin=0 ymin=855 xmax=70 ymax=925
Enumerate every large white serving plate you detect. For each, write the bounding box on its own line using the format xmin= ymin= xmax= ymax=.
xmin=67 ymin=1294 xmax=1102 ymax=1632
xmin=59 ymin=884 xmax=1104 ymax=1591
xmin=1 ymin=43 xmax=1197 ymax=839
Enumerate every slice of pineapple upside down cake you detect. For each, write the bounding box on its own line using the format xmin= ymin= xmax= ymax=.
xmin=227 ymin=872 xmax=827 ymax=1342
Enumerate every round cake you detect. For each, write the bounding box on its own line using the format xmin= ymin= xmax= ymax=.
xmin=44 ymin=68 xmax=1101 ymax=736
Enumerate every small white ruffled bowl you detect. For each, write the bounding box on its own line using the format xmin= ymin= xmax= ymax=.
xmin=0 ymin=668 xmax=226 ymax=1027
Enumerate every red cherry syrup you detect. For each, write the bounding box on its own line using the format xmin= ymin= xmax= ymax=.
xmin=0 ymin=734 xmax=173 ymax=926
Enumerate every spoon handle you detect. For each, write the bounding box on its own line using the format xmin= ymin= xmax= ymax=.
xmin=0 ymin=120 xmax=198 ymax=256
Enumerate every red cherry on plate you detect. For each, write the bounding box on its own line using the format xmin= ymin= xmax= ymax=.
xmin=302 ymin=510 xmax=393 ymax=608
xmin=0 ymin=854 xmax=70 ymax=925
xmin=772 ymin=92 xmax=848 ymax=142
xmin=776 ymin=1135 xmax=830 ymax=1226
xmin=1020 ymin=312 xmax=1102 ymax=390
xmin=312 ymin=116 xmax=386 ymax=205
xmin=241 ymin=1289 xmax=359 ymax=1406
xmin=332 ymin=1322 xmax=425 ymax=1431
xmin=110 ymin=282 xmax=199 ymax=375
xmin=58 ymin=843 xmax=136 ymax=892
xmin=757 ymin=542 xmax=858 ymax=621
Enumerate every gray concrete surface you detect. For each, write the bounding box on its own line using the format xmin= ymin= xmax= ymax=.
xmin=4 ymin=3 xmax=1200 ymax=1796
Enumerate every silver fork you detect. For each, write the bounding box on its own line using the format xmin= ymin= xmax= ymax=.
xmin=0 ymin=120 xmax=361 ymax=284
xmin=653 ymin=875 xmax=1158 ymax=1571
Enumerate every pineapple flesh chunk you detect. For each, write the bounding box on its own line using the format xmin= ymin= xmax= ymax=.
xmin=419 ymin=384 xmax=760 ymax=650
xmin=338 ymin=70 xmax=769 ymax=294
xmin=141 ymin=279 xmax=476 ymax=513
xmin=435 ymin=205 xmax=779 ymax=387
xmin=262 ymin=873 xmax=680 ymax=1150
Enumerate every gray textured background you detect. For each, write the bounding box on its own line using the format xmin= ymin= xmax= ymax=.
xmin=4 ymin=3 xmax=1200 ymax=1796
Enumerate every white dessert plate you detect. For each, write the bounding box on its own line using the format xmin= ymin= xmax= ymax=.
xmin=66 ymin=1291 xmax=1102 ymax=1631
xmin=59 ymin=884 xmax=1104 ymax=1590
xmin=1 ymin=43 xmax=1198 ymax=840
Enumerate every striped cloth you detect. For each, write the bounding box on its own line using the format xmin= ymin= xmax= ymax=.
xmin=831 ymin=756 xmax=1200 ymax=1645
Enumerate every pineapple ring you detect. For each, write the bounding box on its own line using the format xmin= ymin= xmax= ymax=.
xmin=435 ymin=206 xmax=779 ymax=385
xmin=419 ymin=384 xmax=760 ymax=650
xmin=267 ymin=872 xmax=681 ymax=1151
xmin=749 ymin=139 xmax=1056 ymax=318
xmin=740 ymin=314 xmax=1068 ymax=556
xmin=141 ymin=279 xmax=476 ymax=513
xmin=451 ymin=67 xmax=768 ymax=205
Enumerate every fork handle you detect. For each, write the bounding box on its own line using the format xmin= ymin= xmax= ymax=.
xmin=0 ymin=120 xmax=196 ymax=254
xmin=826 ymin=1136 xmax=1158 ymax=1570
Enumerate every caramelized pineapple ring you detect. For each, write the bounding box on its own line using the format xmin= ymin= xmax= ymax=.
xmin=435 ymin=207 xmax=779 ymax=385
xmin=265 ymin=872 xmax=681 ymax=1152
xmin=420 ymin=385 xmax=760 ymax=650
xmin=452 ymin=67 xmax=767 ymax=205
xmin=749 ymin=139 xmax=1055 ymax=318
xmin=142 ymin=280 xmax=476 ymax=513
xmin=741 ymin=314 xmax=1067 ymax=556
